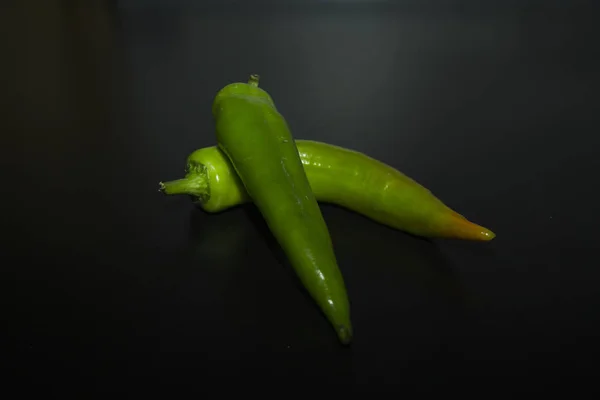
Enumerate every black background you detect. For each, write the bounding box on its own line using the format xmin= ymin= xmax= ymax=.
xmin=3 ymin=0 xmax=599 ymax=391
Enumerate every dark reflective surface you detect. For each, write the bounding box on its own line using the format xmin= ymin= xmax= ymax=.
xmin=4 ymin=0 xmax=599 ymax=389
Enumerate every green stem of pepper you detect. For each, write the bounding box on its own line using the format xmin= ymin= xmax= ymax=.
xmin=159 ymin=175 xmax=208 ymax=197
xmin=248 ymin=74 xmax=260 ymax=87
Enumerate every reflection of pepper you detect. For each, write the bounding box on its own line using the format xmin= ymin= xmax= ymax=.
xmin=160 ymin=141 xmax=495 ymax=242
xmin=209 ymin=74 xmax=352 ymax=345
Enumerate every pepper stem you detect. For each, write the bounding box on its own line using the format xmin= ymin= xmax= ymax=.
xmin=248 ymin=74 xmax=260 ymax=87
xmin=158 ymin=174 xmax=208 ymax=199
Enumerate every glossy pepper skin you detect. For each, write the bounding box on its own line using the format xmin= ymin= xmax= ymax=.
xmin=211 ymin=74 xmax=352 ymax=345
xmin=160 ymin=141 xmax=495 ymax=241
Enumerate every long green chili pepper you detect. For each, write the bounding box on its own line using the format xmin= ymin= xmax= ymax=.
xmin=160 ymin=142 xmax=495 ymax=242
xmin=208 ymin=74 xmax=352 ymax=345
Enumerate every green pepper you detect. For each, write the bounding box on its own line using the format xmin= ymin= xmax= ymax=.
xmin=209 ymin=74 xmax=352 ymax=345
xmin=160 ymin=142 xmax=495 ymax=242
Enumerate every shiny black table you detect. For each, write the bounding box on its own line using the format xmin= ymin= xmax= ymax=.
xmin=5 ymin=0 xmax=599 ymax=390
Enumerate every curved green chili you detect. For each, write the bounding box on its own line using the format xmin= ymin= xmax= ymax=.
xmin=160 ymin=141 xmax=495 ymax=242
xmin=208 ymin=74 xmax=352 ymax=345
